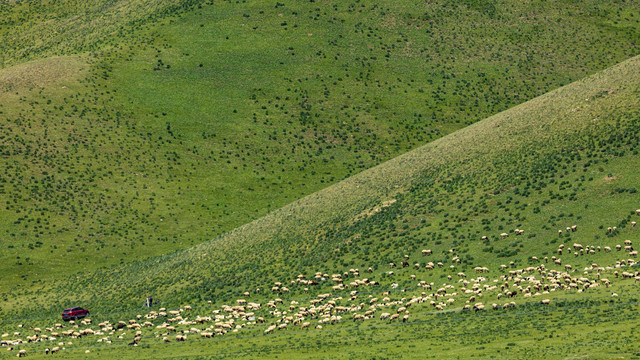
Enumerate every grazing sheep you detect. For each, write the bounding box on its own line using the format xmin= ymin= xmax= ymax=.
xmin=616 ymin=245 xmax=622 ymax=251
xmin=632 ymin=221 xmax=637 ymax=227
xmin=500 ymin=233 xmax=509 ymax=239
xmin=422 ymin=250 xmax=432 ymax=256
xmin=558 ymin=230 xmax=563 ymax=235
xmin=571 ymin=225 xmax=577 ymax=232
xmin=540 ymin=299 xmax=551 ymax=305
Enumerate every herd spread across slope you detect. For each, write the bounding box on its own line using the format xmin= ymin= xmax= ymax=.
xmin=2 ymin=209 xmax=639 ymax=357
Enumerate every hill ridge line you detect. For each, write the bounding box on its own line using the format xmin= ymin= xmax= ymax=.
xmin=181 ymin=54 xmax=640 ymax=254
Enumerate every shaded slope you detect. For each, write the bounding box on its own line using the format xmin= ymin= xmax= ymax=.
xmin=6 ymin=53 xmax=639 ymax=314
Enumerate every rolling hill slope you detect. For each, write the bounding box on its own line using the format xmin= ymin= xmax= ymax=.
xmin=1 ymin=52 xmax=639 ymax=360
xmin=2 ymin=0 xmax=640 ymax=291
xmin=5 ymin=52 xmax=639 ymax=313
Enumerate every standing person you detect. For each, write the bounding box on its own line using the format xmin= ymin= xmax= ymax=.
xmin=149 ymin=295 xmax=153 ymax=308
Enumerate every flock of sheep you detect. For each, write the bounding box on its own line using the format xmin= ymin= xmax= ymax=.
xmin=2 ymin=209 xmax=639 ymax=356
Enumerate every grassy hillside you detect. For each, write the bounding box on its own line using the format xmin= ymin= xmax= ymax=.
xmin=0 ymin=0 xmax=203 ymax=68
xmin=51 ymin=52 xmax=640 ymax=307
xmin=1 ymin=52 xmax=640 ymax=359
xmin=2 ymin=0 xmax=640 ymax=291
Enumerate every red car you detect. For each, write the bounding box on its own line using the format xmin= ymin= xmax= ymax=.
xmin=62 ymin=307 xmax=90 ymax=321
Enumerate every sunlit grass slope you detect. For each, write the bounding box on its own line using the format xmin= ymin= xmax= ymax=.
xmin=8 ymin=52 xmax=639 ymax=312
xmin=1 ymin=52 xmax=640 ymax=360
xmin=1 ymin=0 xmax=639 ymax=291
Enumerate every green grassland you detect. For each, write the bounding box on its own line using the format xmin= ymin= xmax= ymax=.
xmin=1 ymin=0 xmax=640 ymax=293
xmin=2 ymin=0 xmax=640 ymax=358
xmin=1 ymin=47 xmax=640 ymax=359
